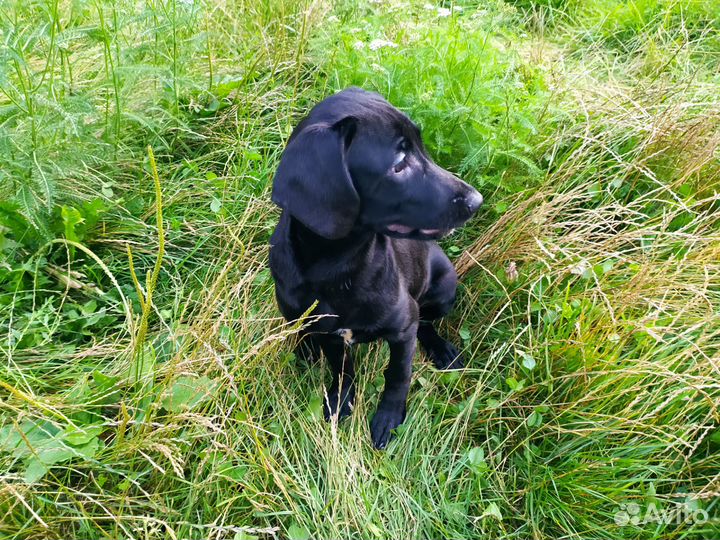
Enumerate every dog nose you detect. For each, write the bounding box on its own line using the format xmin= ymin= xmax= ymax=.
xmin=464 ymin=190 xmax=483 ymax=214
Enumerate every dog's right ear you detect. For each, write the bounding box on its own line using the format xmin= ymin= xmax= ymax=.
xmin=271 ymin=117 xmax=359 ymax=240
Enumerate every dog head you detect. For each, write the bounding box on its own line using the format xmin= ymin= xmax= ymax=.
xmin=272 ymin=87 xmax=483 ymax=240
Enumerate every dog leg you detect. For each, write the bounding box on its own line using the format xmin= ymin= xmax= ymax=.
xmin=320 ymin=336 xmax=355 ymax=421
xmin=370 ymin=335 xmax=416 ymax=449
xmin=417 ymin=322 xmax=464 ymax=370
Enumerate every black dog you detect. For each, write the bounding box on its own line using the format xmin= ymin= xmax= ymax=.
xmin=269 ymin=88 xmax=482 ymax=448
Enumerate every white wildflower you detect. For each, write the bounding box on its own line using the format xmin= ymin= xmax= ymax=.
xmin=369 ymin=39 xmax=398 ymax=51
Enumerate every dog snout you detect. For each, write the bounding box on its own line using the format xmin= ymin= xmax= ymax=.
xmin=452 ymin=189 xmax=483 ymax=219
xmin=463 ymin=190 xmax=483 ymax=214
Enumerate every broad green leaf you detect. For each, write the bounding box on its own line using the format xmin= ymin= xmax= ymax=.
xmin=36 ymin=441 xmax=74 ymax=465
xmin=506 ymin=377 xmax=524 ymax=392
xmin=62 ymin=424 xmax=103 ymax=446
xmin=73 ymin=437 xmax=102 ymax=459
xmin=92 ymin=370 xmax=120 ymax=392
xmin=307 ymin=394 xmax=323 ymax=420
xmin=287 ymin=523 xmax=310 ymax=540
xmin=24 ymin=458 xmax=48 ymax=483
xmin=482 ymin=502 xmax=503 ymax=521
xmin=519 ymin=351 xmax=536 ymax=370
xmin=216 ymin=462 xmax=248 ymax=481
xmin=61 ymin=205 xmax=84 ymax=243
xmin=527 ymin=410 xmax=543 ymax=427
xmin=233 ymin=532 xmax=259 ymax=540
xmin=468 ymin=446 xmax=485 ymax=467
xmin=162 ymin=375 xmax=215 ymax=413
xmin=1 ymin=420 xmax=59 ymax=458
xmin=0 ymin=424 xmax=22 ymax=453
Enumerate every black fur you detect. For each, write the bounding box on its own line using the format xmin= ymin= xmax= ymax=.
xmin=269 ymin=88 xmax=482 ymax=449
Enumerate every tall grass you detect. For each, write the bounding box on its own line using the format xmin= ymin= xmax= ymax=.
xmin=1 ymin=1 xmax=718 ymax=538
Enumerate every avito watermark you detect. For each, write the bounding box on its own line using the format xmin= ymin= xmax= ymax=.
xmin=614 ymin=501 xmax=708 ymax=527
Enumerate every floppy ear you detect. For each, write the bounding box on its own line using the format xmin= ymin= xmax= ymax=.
xmin=271 ymin=117 xmax=359 ymax=239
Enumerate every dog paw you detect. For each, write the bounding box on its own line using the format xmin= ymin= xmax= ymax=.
xmin=323 ymin=385 xmax=355 ymax=421
xmin=428 ymin=340 xmax=464 ymax=370
xmin=370 ymin=405 xmax=406 ymax=449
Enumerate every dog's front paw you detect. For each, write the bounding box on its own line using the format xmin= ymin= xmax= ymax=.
xmin=370 ymin=404 xmax=406 ymax=449
xmin=429 ymin=340 xmax=464 ymax=370
xmin=323 ymin=385 xmax=355 ymax=421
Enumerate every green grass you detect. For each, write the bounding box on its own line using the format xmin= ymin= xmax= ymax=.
xmin=1 ymin=0 xmax=719 ymax=538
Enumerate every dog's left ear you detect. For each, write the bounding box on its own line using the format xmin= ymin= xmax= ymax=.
xmin=271 ymin=116 xmax=359 ymax=239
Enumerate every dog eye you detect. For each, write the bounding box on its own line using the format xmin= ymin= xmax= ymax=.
xmin=392 ymin=152 xmax=408 ymax=173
